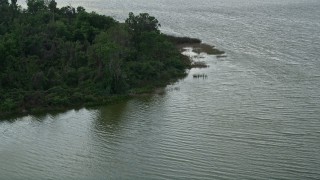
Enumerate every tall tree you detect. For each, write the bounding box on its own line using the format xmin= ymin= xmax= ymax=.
xmin=0 ymin=0 xmax=8 ymax=6
xmin=125 ymin=12 xmax=160 ymax=45
xmin=10 ymin=0 xmax=18 ymax=21
xmin=0 ymin=0 xmax=10 ymax=31
xmin=125 ymin=12 xmax=160 ymax=35
xmin=48 ymin=0 xmax=56 ymax=21
xmin=10 ymin=0 xmax=17 ymax=8
xmin=26 ymin=0 xmax=46 ymax=14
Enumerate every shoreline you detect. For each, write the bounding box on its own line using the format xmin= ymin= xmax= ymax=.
xmin=0 ymin=35 xmax=224 ymax=120
xmin=0 ymin=77 xmax=181 ymax=120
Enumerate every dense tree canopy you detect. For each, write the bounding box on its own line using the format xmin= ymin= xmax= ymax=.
xmin=0 ymin=0 xmax=191 ymax=115
xmin=126 ymin=12 xmax=160 ymax=36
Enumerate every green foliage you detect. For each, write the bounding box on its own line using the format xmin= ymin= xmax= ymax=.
xmin=125 ymin=12 xmax=161 ymax=45
xmin=126 ymin=12 xmax=160 ymax=35
xmin=27 ymin=0 xmax=46 ymax=14
xmin=0 ymin=98 xmax=17 ymax=111
xmin=0 ymin=2 xmax=191 ymax=115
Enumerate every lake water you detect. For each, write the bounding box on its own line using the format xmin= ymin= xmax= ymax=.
xmin=2 ymin=0 xmax=320 ymax=179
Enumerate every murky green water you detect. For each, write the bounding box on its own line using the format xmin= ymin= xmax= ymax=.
xmin=2 ymin=0 xmax=320 ymax=179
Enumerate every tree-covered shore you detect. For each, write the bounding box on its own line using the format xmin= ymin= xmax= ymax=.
xmin=0 ymin=0 xmax=194 ymax=117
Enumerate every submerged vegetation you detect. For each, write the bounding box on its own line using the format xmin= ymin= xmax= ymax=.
xmin=169 ymin=35 xmax=225 ymax=55
xmin=177 ymin=43 xmax=225 ymax=55
xmin=0 ymin=0 xmax=193 ymax=117
xmin=193 ymin=74 xmax=208 ymax=79
xmin=191 ymin=61 xmax=209 ymax=68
